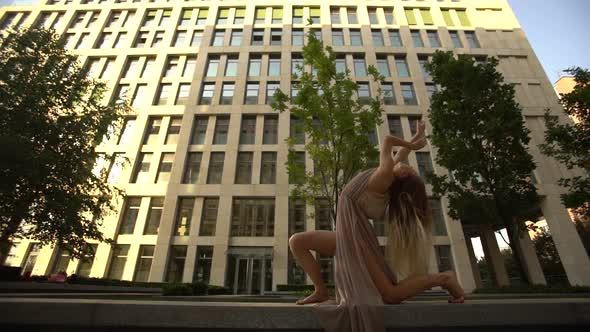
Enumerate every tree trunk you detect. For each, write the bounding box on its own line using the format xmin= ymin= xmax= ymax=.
xmin=505 ymin=221 xmax=530 ymax=285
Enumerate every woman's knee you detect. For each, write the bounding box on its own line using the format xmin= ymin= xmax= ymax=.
xmin=289 ymin=232 xmax=306 ymax=251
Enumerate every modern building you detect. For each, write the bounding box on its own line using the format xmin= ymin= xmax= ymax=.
xmin=2 ymin=0 xmax=589 ymax=294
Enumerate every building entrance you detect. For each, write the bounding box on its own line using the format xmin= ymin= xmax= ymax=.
xmin=226 ymin=247 xmax=272 ymax=295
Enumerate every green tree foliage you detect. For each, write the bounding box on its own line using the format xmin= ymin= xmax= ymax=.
xmin=531 ymin=229 xmax=566 ymax=277
xmin=540 ymin=67 xmax=590 ymax=221
xmin=271 ymin=29 xmax=385 ymax=226
xmin=425 ymin=51 xmax=540 ymax=283
xmin=0 ymin=28 xmax=130 ymax=261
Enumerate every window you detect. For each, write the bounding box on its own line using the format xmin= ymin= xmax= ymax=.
xmin=457 ymin=10 xmax=471 ymax=26
xmin=217 ymin=8 xmax=229 ymax=25
xmin=405 ymin=8 xmax=417 ymax=25
xmin=144 ymin=197 xmax=164 ymax=235
xmin=174 ymin=198 xmax=194 ymax=236
xmin=411 ymin=30 xmax=424 ymax=47
xmin=240 ymin=115 xmax=256 ymax=144
xmin=165 ymin=56 xmax=179 ymax=77
xmin=0 ymin=12 xmax=17 ymax=30
xmin=357 ymin=82 xmax=371 ymax=105
xmin=194 ymin=246 xmax=213 ymax=283
xmin=420 ymin=8 xmax=434 ymax=25
xmin=114 ymin=84 xmax=130 ymax=105
xmin=418 ymin=55 xmax=430 ymax=79
xmin=290 ymin=116 xmax=305 ymax=144
xmin=372 ymin=29 xmax=384 ymax=46
xmin=401 ymin=83 xmax=417 ymax=105
xmin=350 ymin=29 xmax=362 ymax=46
xmin=268 ymin=55 xmax=281 ymax=76
xmin=21 ymin=243 xmax=41 ymax=276
xmin=388 ymin=115 xmax=403 ymax=138
xmin=230 ymin=29 xmax=242 ymax=46
xmin=384 ymin=8 xmax=395 ymax=25
xmin=174 ymin=31 xmax=186 ymax=47
xmin=426 ymin=83 xmax=437 ymax=100
xmin=266 ymin=82 xmax=280 ymax=104
xmin=263 ymin=115 xmax=278 ymax=144
xmin=107 ymin=153 xmax=125 ymax=184
xmin=213 ymin=116 xmax=229 ymax=144
xmin=156 ymin=84 xmax=172 ymax=105
xmin=123 ymin=10 xmax=135 ymax=27
xmin=207 ymin=152 xmax=225 ymax=184
xmin=260 ymin=152 xmax=277 ymax=184
xmin=292 ymin=29 xmax=304 ymax=46
xmin=212 ymin=29 xmax=224 ymax=46
xmin=134 ymin=31 xmax=148 ymax=48
xmin=248 ymin=55 xmax=262 ymax=76
xmin=435 ymin=245 xmax=453 ymax=271
xmin=416 ymin=152 xmax=434 ymax=179
xmin=270 ymin=29 xmax=282 ymax=45
xmin=408 ymin=116 xmax=422 ymax=136
xmin=199 ymin=198 xmax=219 ymax=236
xmin=368 ymin=8 xmax=378 ymax=24
xmin=51 ymin=248 xmax=71 ymax=274
xmin=106 ymin=245 xmax=129 ymax=280
xmin=315 ymin=198 xmax=331 ymax=230
xmin=133 ymin=245 xmax=154 ymax=282
xmin=97 ymin=32 xmax=113 ymax=49
xmin=441 ymin=9 xmax=454 ymax=26
xmin=182 ymin=152 xmax=202 ymax=184
xmin=176 ymin=83 xmax=191 ymax=105
xmin=430 ymin=199 xmax=448 ymax=236
xmin=131 ymin=153 xmax=152 ymax=183
xmin=449 ymin=31 xmax=463 ymax=48
xmin=310 ymin=7 xmax=321 ymax=24
xmin=255 ymin=7 xmax=266 ymax=24
xmin=166 ymin=245 xmax=187 ymax=282
xmin=291 ymin=55 xmax=304 ymax=76
xmin=152 ymin=31 xmax=165 ymax=47
xmin=143 ymin=10 xmax=156 ymax=27
xmin=330 ymin=7 xmax=341 ymax=24
xmin=291 ymin=81 xmax=300 ymax=99
xmin=183 ymin=56 xmax=197 ymax=77
xmin=206 ymin=56 xmax=219 ymax=77
xmin=141 ymin=57 xmax=156 ymax=78
xmin=335 ymin=56 xmax=346 ymax=74
xmin=389 ymin=29 xmax=403 ymax=47
xmin=234 ymin=8 xmax=245 ymax=24
xmin=353 ymin=56 xmax=367 ymax=76
xmin=382 ymin=83 xmax=396 ymax=105
xmin=165 ymin=117 xmax=181 ymax=144
xmin=235 ymin=152 xmax=253 ymax=184
xmin=199 ymin=83 xmax=215 ymax=105
xmin=191 ymin=31 xmax=202 ymax=46
xmin=465 ymin=31 xmax=480 ymax=48
xmin=427 ymin=30 xmax=441 ymax=47
xmin=346 ymin=7 xmax=358 ymax=24
xmin=251 ymin=29 xmax=264 ymax=45
xmin=231 ymin=198 xmax=275 ymax=237
xmin=160 ymin=9 xmax=171 ymax=26
xmin=132 ymin=84 xmax=148 ymax=107
xmin=290 ymin=151 xmax=305 ymax=184
xmin=332 ymin=29 xmax=344 ymax=46
xmin=124 ymin=57 xmax=140 ymax=78
xmin=191 ymin=116 xmax=209 ymax=145
xmin=220 ymin=83 xmax=235 ymax=104
xmin=376 ymin=56 xmax=390 ymax=77
xmin=180 ymin=9 xmax=192 ymax=26
xmin=117 ymin=118 xmax=136 ymax=145
xmin=272 ymin=7 xmax=283 ymax=24
xmin=293 ymin=7 xmax=303 ymax=24
xmin=289 ymin=198 xmax=306 ymax=236
xmin=245 ymin=82 xmax=260 ymax=104
xmin=395 ymin=57 xmax=410 ymax=77
xmin=76 ymin=244 xmax=97 ymax=278
xmin=196 ymin=9 xmax=208 ymax=25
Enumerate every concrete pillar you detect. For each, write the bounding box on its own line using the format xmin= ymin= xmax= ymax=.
xmin=464 ymin=236 xmax=483 ymax=289
xmin=542 ymin=196 xmax=590 ymax=286
xmin=272 ymin=195 xmax=289 ymax=290
xmin=209 ymin=195 xmax=232 ymax=287
xmin=480 ymin=227 xmax=510 ymax=287
xmin=516 ymin=232 xmax=546 ymax=285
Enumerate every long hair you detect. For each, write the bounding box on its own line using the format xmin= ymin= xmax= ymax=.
xmin=385 ymin=167 xmax=433 ymax=281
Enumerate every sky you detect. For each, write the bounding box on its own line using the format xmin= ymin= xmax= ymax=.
xmin=508 ymin=0 xmax=590 ymax=83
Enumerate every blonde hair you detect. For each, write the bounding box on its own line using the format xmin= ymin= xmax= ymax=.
xmin=385 ymin=173 xmax=433 ymax=281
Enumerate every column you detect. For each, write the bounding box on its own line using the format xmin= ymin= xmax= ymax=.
xmin=516 ymin=232 xmax=546 ymax=285
xmin=480 ymin=226 xmax=510 ymax=287
xmin=464 ymin=236 xmax=483 ymax=289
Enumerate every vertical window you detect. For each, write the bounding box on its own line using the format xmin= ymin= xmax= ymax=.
xmin=332 ymin=29 xmax=344 ymax=46
xmin=372 ymin=29 xmax=384 ymax=46
xmin=107 ymin=153 xmax=125 ymax=184
xmin=152 ymin=31 xmax=165 ymax=47
xmin=263 ymin=115 xmax=278 ymax=144
xmin=450 ymin=31 xmax=463 ymax=48
xmin=230 ymin=29 xmax=242 ymax=46
xmin=245 ymin=82 xmax=260 ymax=104
xmin=156 ymin=153 xmax=174 ymax=183
xmin=427 ymin=30 xmax=441 ymax=47
xmin=206 ymin=56 xmax=220 ymax=77
xmin=199 ymin=83 xmax=215 ymax=105
xmin=289 ymin=198 xmax=306 ymax=236
xmin=401 ymin=83 xmax=417 ymax=105
xmin=405 ymin=8 xmax=417 ymax=25
xmin=166 ymin=245 xmax=187 ymax=282
xmin=51 ymin=248 xmax=71 ymax=274
xmin=131 ymin=153 xmax=153 ymax=183
xmin=160 ymin=9 xmax=171 ymax=26
xmin=174 ymin=198 xmax=194 ymax=236
xmin=266 ymin=82 xmax=280 ymax=104
xmin=199 ymin=198 xmax=219 ymax=236
xmin=346 ymin=7 xmax=358 ymax=24
xmin=21 ymin=243 xmax=41 ymax=276
xmin=114 ymin=84 xmax=130 ymax=105
xmin=290 ymin=151 xmax=305 ymax=184
xmin=165 ymin=56 xmax=179 ymax=77
xmin=435 ymin=245 xmax=454 ymax=272
xmin=191 ymin=31 xmax=202 ymax=46
xmin=207 ymin=152 xmax=225 ymax=184
xmin=408 ymin=116 xmax=422 ymax=136
xmin=107 ymin=245 xmax=130 ymax=280
xmin=260 ymin=152 xmax=277 ymax=184
xmin=426 ymin=83 xmax=437 ymax=100
xmin=376 ymin=56 xmax=390 ymax=77
xmin=382 ymin=83 xmax=396 ymax=105
xmin=248 ymin=55 xmax=262 ymax=76
xmin=255 ymin=7 xmax=266 ymax=24
xmin=132 ymin=84 xmax=148 ymax=107
xmin=114 ymin=32 xmax=127 ymax=48
xmin=335 ymin=55 xmax=346 ymax=74
xmin=212 ymin=29 xmax=224 ymax=46
xmin=384 ymin=8 xmax=395 ymax=25
xmin=174 ymin=30 xmax=186 ymax=47
xmin=141 ymin=57 xmax=156 ymax=78
xmin=235 ymin=152 xmax=253 ymax=184
xmin=176 ymin=83 xmax=191 ymax=105
xmin=213 ymin=116 xmax=229 ymax=144
xmin=465 ymin=31 xmax=480 ymax=48
xmin=270 ymin=29 xmax=282 ymax=45
xmin=231 ymin=198 xmax=275 ymax=237
xmin=292 ymin=29 xmax=304 ymax=46
xmin=240 ymin=115 xmax=257 ymax=144
xmin=315 ymin=198 xmax=332 ymax=230
xmin=117 ymin=118 xmax=136 ymax=145
xmin=76 ymin=33 xmax=91 ymax=49
xmin=194 ymin=246 xmax=213 ymax=283
xmin=418 ymin=56 xmax=430 ymax=79
xmin=430 ymin=199 xmax=448 ymax=236
xmin=290 ymin=115 xmax=305 ymax=144
xmin=134 ymin=31 xmax=148 ymax=48
xmin=349 ymin=29 xmax=362 ymax=46
xmin=143 ymin=197 xmax=164 ymax=235
xmin=234 ymin=8 xmax=245 ymax=24
xmin=395 ymin=57 xmax=410 ymax=77
xmin=272 ymin=7 xmax=283 ymax=24
xmin=124 ymin=57 xmax=140 ymax=78
xmin=225 ymin=56 xmax=239 ymax=76
xmin=416 ymin=152 xmax=434 ymax=179
xmin=133 ymin=245 xmax=154 ymax=282
xmin=97 ymin=32 xmax=113 ymax=48
xmin=196 ymin=9 xmax=208 ymax=25
xmin=388 ymin=115 xmax=403 ymax=138
xmin=220 ymin=83 xmax=235 ymax=105
xmin=76 ymin=244 xmax=97 ymax=278
xmin=457 ymin=10 xmax=471 ymax=26
xmin=291 ymin=55 xmax=304 ymax=76
xmin=420 ymin=8 xmax=434 ymax=25
xmin=368 ymin=8 xmax=378 ymax=24
xmin=143 ymin=10 xmax=156 ymax=27
xmin=357 ymin=82 xmax=370 ymax=105
xmin=156 ymin=84 xmax=172 ymax=105
xmin=268 ymin=55 xmax=281 ymax=76
xmin=389 ymin=29 xmax=403 ymax=47
xmin=182 ymin=152 xmax=202 ymax=184
xmin=353 ymin=56 xmax=367 ymax=76
xmin=441 ymin=9 xmax=454 ymax=26
xmin=217 ymin=8 xmax=229 ymax=25
xmin=330 ymin=7 xmax=340 ymax=24
xmin=251 ymin=29 xmax=264 ymax=46
xmin=309 ymin=7 xmax=321 ymax=24
xmin=183 ymin=56 xmax=197 ymax=77
xmin=293 ymin=7 xmax=303 ymax=24
xmin=190 ymin=116 xmax=209 ymax=145
xmin=411 ymin=30 xmax=424 ymax=47
xmin=180 ymin=9 xmax=192 ymax=26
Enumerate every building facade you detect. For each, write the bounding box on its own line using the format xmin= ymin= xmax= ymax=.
xmin=2 ymin=0 xmax=589 ymax=294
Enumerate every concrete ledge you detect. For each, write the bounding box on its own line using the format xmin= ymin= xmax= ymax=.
xmin=0 ymin=281 xmax=161 ymax=293
xmin=0 ymin=298 xmax=589 ymax=330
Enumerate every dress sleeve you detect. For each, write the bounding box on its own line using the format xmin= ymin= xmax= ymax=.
xmin=358 ymin=189 xmax=389 ymax=221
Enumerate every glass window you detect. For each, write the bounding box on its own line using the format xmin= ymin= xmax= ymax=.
xmin=292 ymin=29 xmax=304 ymax=46
xmin=268 ymin=55 xmax=281 ymax=76
xmin=131 ymin=152 xmax=153 ymax=183
xmin=435 ymin=245 xmax=453 ymax=271
xmin=199 ymin=198 xmax=219 ymax=236
xmin=165 ymin=117 xmax=181 ymax=144
xmin=420 ymin=8 xmax=434 ymax=25
xmin=382 ymin=83 xmax=395 ymax=105
xmin=368 ymin=8 xmax=378 ymax=24
xmin=251 ymin=29 xmax=264 ymax=45
xmin=335 ymin=56 xmax=346 ymax=74
xmin=450 ymin=31 xmax=463 ymax=48
xmin=441 ymin=9 xmax=454 ymax=26
xmin=315 ymin=198 xmax=332 ymax=230
xmin=240 ymin=115 xmax=256 ymax=144
xmin=132 ymin=84 xmax=148 ymax=107
xmin=235 ymin=152 xmax=253 ymax=184
xmin=270 ymin=29 xmax=282 ymax=45
xmin=465 ymin=31 xmax=480 ymax=48
xmin=156 ymin=84 xmax=172 ymax=105
xmin=388 ymin=115 xmax=403 ymax=138
xmin=107 ymin=244 xmax=130 ymax=280
xmin=389 ymin=29 xmax=402 ymax=47
xmin=143 ymin=197 xmax=164 ymax=235
xmin=293 ymin=7 xmax=303 ymax=24
xmin=206 ymin=56 xmax=220 ymax=77
xmin=165 ymin=56 xmax=179 ymax=77
xmin=76 ymin=244 xmax=97 ymax=278
xmin=234 ymin=8 xmax=245 ymax=24
xmin=408 ymin=115 xmax=422 ymax=136
xmin=207 ymin=152 xmax=225 ymax=184
xmin=230 ymin=29 xmax=242 ymax=46
xmin=376 ymin=57 xmax=390 ymax=77
xmin=411 ymin=30 xmax=424 ymax=47
xmin=350 ymin=29 xmax=362 ymax=46
xmin=290 ymin=151 xmax=305 ymax=184
xmin=182 ymin=152 xmax=202 ymax=184
xmin=231 ymin=198 xmax=275 ymax=237
xmin=416 ymin=151 xmax=434 ymax=179
xmin=245 ymin=82 xmax=260 ymax=104
xmin=396 ymin=57 xmax=410 ymax=77
xmin=51 ymin=248 xmax=71 ymax=274
xmin=401 ymin=83 xmax=417 ymax=105
xmin=194 ymin=246 xmax=213 ymax=283
xmin=418 ymin=56 xmax=430 ymax=79
xmin=263 ymin=115 xmax=278 ymax=144
xmin=330 ymin=8 xmax=340 ymax=24
xmin=266 ymin=82 xmax=280 ymax=104
xmin=133 ymin=245 xmax=154 ymax=282
xmin=117 ymin=117 xmax=136 ymax=145
xmin=174 ymin=30 xmax=186 ymax=47
xmin=347 ymin=7 xmax=358 ymax=24
xmin=124 ymin=57 xmax=140 ymax=78
xmin=196 ymin=9 xmax=208 ymax=25
xmin=290 ymin=115 xmax=305 ymax=144
xmin=191 ymin=31 xmax=202 ymax=47
xmin=457 ymin=10 xmax=471 ymax=26
xmin=225 ymin=56 xmax=239 ymax=76
xmin=372 ymin=29 xmax=384 ymax=46
xmin=190 ymin=116 xmax=209 ymax=145
xmin=176 ymin=83 xmax=191 ymax=105
xmin=220 ymin=83 xmax=235 ymax=104
xmin=332 ymin=29 xmax=344 ymax=46
xmin=180 ymin=9 xmax=192 ymax=26
xmin=384 ymin=8 xmax=395 ymax=25
xmin=217 ymin=8 xmax=229 ymax=25
xmin=160 ymin=9 xmax=171 ymax=26
xmin=152 ymin=31 xmax=165 ymax=47
xmin=272 ymin=7 xmax=283 ymax=24
xmin=140 ymin=57 xmax=156 ymax=78
xmin=212 ymin=29 xmax=224 ymax=46
xmin=430 ymin=199 xmax=448 ymax=236
xmin=289 ymin=198 xmax=306 ymax=236
xmin=357 ymin=82 xmax=370 ymax=105
xmin=255 ymin=7 xmax=266 ymax=24
xmin=405 ymin=8 xmax=417 ymax=25
xmin=166 ymin=245 xmax=187 ymax=282
xmin=199 ymin=83 xmax=215 ymax=105
xmin=249 ymin=55 xmax=262 ymax=76
xmin=260 ymin=152 xmax=277 ymax=184
xmin=427 ymin=30 xmax=441 ymax=48
xmin=426 ymin=83 xmax=437 ymax=100
xmin=174 ymin=198 xmax=194 ymax=236
xmin=155 ymin=153 xmax=174 ymax=183
xmin=353 ymin=56 xmax=367 ymax=76
xmin=213 ymin=116 xmax=229 ymax=144
xmin=183 ymin=56 xmax=197 ymax=77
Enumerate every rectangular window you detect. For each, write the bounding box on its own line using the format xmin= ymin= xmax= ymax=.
xmin=240 ymin=115 xmax=257 ymax=144
xmin=418 ymin=56 xmax=430 ymax=79
xmin=131 ymin=84 xmax=148 ymax=107
xmin=176 ymin=83 xmax=191 ymax=105
xmin=405 ymin=8 xmax=417 ymax=25
xmin=217 ymin=8 xmax=229 ymax=25
xmin=372 ymin=29 xmax=384 ymax=46
xmin=457 ymin=10 xmax=471 ymax=26
xmin=190 ymin=116 xmax=208 ymax=145
xmin=207 ymin=152 xmax=225 ymax=184
xmin=465 ymin=31 xmax=480 ymax=48
xmin=231 ymin=198 xmax=275 ymax=237
xmin=395 ymin=57 xmax=410 ymax=77
xmin=131 ymin=152 xmax=153 ymax=183
xmin=196 ymin=9 xmax=208 ymax=25
xmin=255 ymin=7 xmax=266 ymax=24
xmin=213 ymin=116 xmax=229 ymax=144
xmin=199 ymin=197 xmax=219 ymax=236
xmin=118 ymin=197 xmax=141 ymax=234
xmin=97 ymin=32 xmax=113 ymax=49
xmin=416 ymin=152 xmax=434 ymax=180
xmin=330 ymin=7 xmax=341 ymax=24
xmin=357 ymin=82 xmax=370 ymax=105
xmin=182 ymin=152 xmax=202 ymax=184
xmin=368 ymin=8 xmax=378 ymax=24
xmin=114 ymin=32 xmax=127 ymax=48
xmin=388 ymin=115 xmax=403 ymax=138
xmin=266 ymin=82 xmax=280 ymax=104
xmin=234 ymin=8 xmax=245 ymax=24
xmin=384 ymin=8 xmax=395 ymax=25
xmin=290 ymin=115 xmax=305 ymax=144
xmin=199 ymin=83 xmax=215 ymax=105
xmin=21 ymin=243 xmax=41 ymax=276
xmin=194 ymin=246 xmax=213 ymax=283
xmin=291 ymin=55 xmax=304 ymax=76
xmin=427 ymin=30 xmax=441 ymax=47
xmin=143 ymin=197 xmax=164 ymax=235
xmin=332 ymin=29 xmax=344 ymax=46
xmin=353 ymin=56 xmax=367 ymax=76
xmin=191 ymin=31 xmax=202 ymax=46
xmin=133 ymin=245 xmax=154 ymax=282
xmin=389 ymin=29 xmax=403 ymax=47
xmin=156 ymin=153 xmax=174 ymax=183
xmin=270 ymin=29 xmax=282 ymax=45
xmin=435 ymin=245 xmax=454 ymax=271
xmin=408 ymin=115 xmax=422 ymax=136
xmin=248 ymin=55 xmax=262 ymax=76
xmin=160 ymin=9 xmax=171 ymax=27
xmin=350 ymin=29 xmax=362 ymax=46
xmin=401 ymin=83 xmax=418 ymax=105
xmin=152 ymin=31 xmax=165 ymax=47
xmin=315 ymin=198 xmax=332 ymax=230
xmin=165 ymin=56 xmax=179 ymax=77
xmin=180 ymin=9 xmax=192 ymax=26
xmin=382 ymin=83 xmax=396 ymax=105
xmin=155 ymin=84 xmax=171 ymax=106
xmin=51 ymin=248 xmax=71 ymax=274
xmin=268 ymin=55 xmax=281 ymax=76
xmin=411 ymin=30 xmax=424 ymax=47
xmin=420 ymin=8 xmax=434 ymax=25
xmin=220 ymin=83 xmax=235 ymax=105
xmin=183 ymin=56 xmax=197 ymax=77
xmin=376 ymin=56 xmax=390 ymax=77
xmin=272 ymin=7 xmax=283 ymax=24
xmin=124 ymin=57 xmax=140 ymax=78
xmin=430 ymin=198 xmax=448 ymax=236
xmin=260 ymin=152 xmax=277 ymax=184
xmin=230 ymin=29 xmax=242 ymax=46
xmin=106 ymin=245 xmax=129 ymax=280
xmin=426 ymin=83 xmax=437 ymax=100
xmin=76 ymin=244 xmax=97 ymax=278
xmin=441 ymin=9 xmax=454 ymax=26
xmin=292 ymin=29 xmax=304 ymax=46
xmin=235 ymin=152 xmax=253 ymax=184
xmin=288 ymin=250 xmax=306 ymax=285
xmin=290 ymin=151 xmax=305 ymax=184
xmin=206 ymin=56 xmax=220 ymax=77
xmin=245 ymin=82 xmax=260 ymax=104
xmin=174 ymin=30 xmax=186 ymax=47
xmin=166 ymin=245 xmax=187 ymax=282
xmin=212 ymin=29 xmax=224 ymax=46
xmin=174 ymin=198 xmax=194 ymax=236
xmin=251 ymin=29 xmax=264 ymax=45
xmin=263 ymin=115 xmax=278 ymax=144
xmin=141 ymin=57 xmax=156 ymax=78
xmin=289 ymin=198 xmax=306 ymax=236
xmin=335 ymin=56 xmax=346 ymax=74
xmin=347 ymin=7 xmax=358 ymax=24
xmin=450 ymin=31 xmax=463 ymax=48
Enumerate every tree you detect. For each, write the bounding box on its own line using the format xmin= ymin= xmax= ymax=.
xmin=271 ymin=28 xmax=385 ymax=226
xmin=0 ymin=28 xmax=130 ymax=263
xmin=425 ymin=51 xmax=541 ymax=284
xmin=531 ymin=229 xmax=566 ymax=277
xmin=540 ymin=67 xmax=590 ymax=221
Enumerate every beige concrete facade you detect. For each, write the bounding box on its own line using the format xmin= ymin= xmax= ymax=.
xmin=2 ymin=0 xmax=590 ymax=293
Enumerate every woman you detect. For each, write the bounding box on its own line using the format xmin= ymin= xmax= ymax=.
xmin=289 ymin=121 xmax=464 ymax=331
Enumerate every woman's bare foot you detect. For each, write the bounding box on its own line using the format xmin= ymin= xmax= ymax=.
xmin=438 ymin=271 xmax=465 ymax=303
xmin=296 ymin=290 xmax=330 ymax=305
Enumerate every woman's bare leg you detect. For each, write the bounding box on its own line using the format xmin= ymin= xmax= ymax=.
xmin=288 ymin=230 xmax=336 ymax=305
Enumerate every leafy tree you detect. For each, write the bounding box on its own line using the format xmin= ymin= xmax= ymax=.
xmin=271 ymin=28 xmax=385 ymax=226
xmin=540 ymin=67 xmax=590 ymax=221
xmin=531 ymin=229 xmax=566 ymax=277
xmin=425 ymin=51 xmax=541 ymax=284
xmin=0 ymin=28 xmax=130 ymax=263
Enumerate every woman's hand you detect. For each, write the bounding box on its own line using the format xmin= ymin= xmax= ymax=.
xmin=408 ymin=120 xmax=427 ymax=150
xmin=408 ymin=136 xmax=427 ymax=150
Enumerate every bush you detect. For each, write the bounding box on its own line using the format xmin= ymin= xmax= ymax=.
xmin=207 ymin=285 xmax=231 ymax=295
xmin=66 ymin=276 xmax=163 ymax=288
xmin=0 ymin=266 xmax=22 ymax=281
xmin=191 ymin=282 xmax=208 ymax=295
xmin=474 ymin=284 xmax=590 ymax=294
xmin=163 ymin=283 xmax=193 ymax=296
xmin=277 ymin=284 xmax=335 ymax=292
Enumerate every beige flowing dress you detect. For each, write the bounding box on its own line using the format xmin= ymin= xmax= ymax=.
xmin=313 ymin=167 xmax=397 ymax=332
